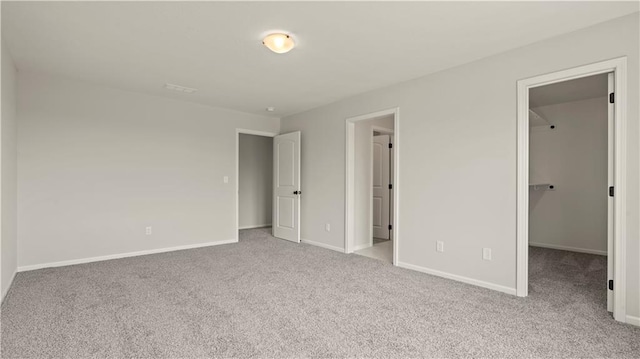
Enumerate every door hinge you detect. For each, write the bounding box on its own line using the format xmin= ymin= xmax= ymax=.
xmin=388 ymin=224 xmax=392 ymax=230
xmin=609 ymin=93 xmax=615 ymax=103
xmin=388 ymin=143 xmax=393 ymax=149
xmin=609 ymin=279 xmax=614 ymax=290
xmin=388 ymin=184 xmax=393 ymax=190
xmin=609 ymin=186 xmax=614 ymax=197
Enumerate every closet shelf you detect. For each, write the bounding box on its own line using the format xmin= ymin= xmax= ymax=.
xmin=529 ymin=183 xmax=555 ymax=191
xmin=529 ymin=109 xmax=555 ymax=129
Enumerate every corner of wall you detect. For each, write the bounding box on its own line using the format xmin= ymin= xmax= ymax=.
xmin=1 ymin=269 xmax=16 ymax=303
xmin=1 ymin=36 xmax=19 ymax=302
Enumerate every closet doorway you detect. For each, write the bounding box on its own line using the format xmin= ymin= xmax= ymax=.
xmin=354 ymin=125 xmax=395 ymax=263
xmin=345 ymin=108 xmax=399 ymax=265
xmin=516 ymin=58 xmax=628 ymax=323
xmin=235 ymin=130 xmax=278 ymax=240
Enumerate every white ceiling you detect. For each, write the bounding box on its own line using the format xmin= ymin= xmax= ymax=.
xmin=3 ymin=2 xmax=637 ymax=117
xmin=530 ymin=74 xmax=608 ymax=108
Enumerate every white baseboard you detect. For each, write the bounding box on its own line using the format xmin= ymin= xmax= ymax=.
xmin=300 ymin=238 xmax=345 ymax=253
xmin=1 ymin=269 xmax=17 ymax=303
xmin=351 ymin=243 xmax=372 ymax=252
xmin=396 ymin=261 xmax=517 ymax=296
xmin=239 ymin=224 xmax=272 ymax=230
xmin=626 ymin=315 xmax=640 ymax=327
xmin=529 ymin=242 xmax=607 ymax=256
xmin=17 ymin=239 xmax=237 ymax=272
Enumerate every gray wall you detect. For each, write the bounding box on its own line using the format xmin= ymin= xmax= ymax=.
xmin=281 ymin=14 xmax=639 ymax=318
xmin=1 ymin=39 xmax=18 ymax=300
xmin=530 ymin=98 xmax=608 ymax=254
xmin=239 ymin=134 xmax=273 ymax=229
xmin=17 ymin=72 xmax=279 ymax=268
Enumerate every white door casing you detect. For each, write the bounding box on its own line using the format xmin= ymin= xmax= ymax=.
xmin=607 ymin=72 xmax=614 ymax=312
xmin=516 ymin=57 xmax=627 ymax=324
xmin=273 ymin=131 xmax=301 ymax=243
xmin=372 ymin=135 xmax=390 ymax=239
xmin=346 ymin=107 xmax=400 ymax=267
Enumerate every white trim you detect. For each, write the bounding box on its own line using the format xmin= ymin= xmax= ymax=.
xmin=236 ymin=129 xmax=280 ymax=138
xmin=300 ymin=238 xmax=344 ymax=253
xmin=397 ymin=261 xmax=516 ymax=296
xmin=1 ymin=269 xmax=17 ymax=303
xmin=346 ymin=123 xmax=355 ymax=253
xmin=17 ymin=239 xmax=237 ymax=272
xmin=626 ymin=315 xmax=640 ymax=327
xmin=239 ymin=224 xmax=272 ymax=230
xmin=235 ymin=129 xmax=278 ymax=241
xmin=516 ymin=57 xmax=627 ymax=324
xmin=371 ymin=125 xmax=394 ymax=135
xmin=516 ymin=75 xmax=528 ymax=298
xmin=345 ymin=107 xmax=400 ymax=267
xmin=529 ymin=242 xmax=607 ymax=256
xmin=607 ymin=72 xmax=614 ymax=313
xmin=392 ymin=113 xmax=399 ymax=266
xmin=367 ymin=129 xmax=375 ymax=248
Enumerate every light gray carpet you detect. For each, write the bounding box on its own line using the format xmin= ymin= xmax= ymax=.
xmin=2 ymin=228 xmax=639 ymax=358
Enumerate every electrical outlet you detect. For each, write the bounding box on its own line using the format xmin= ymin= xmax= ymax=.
xmin=436 ymin=241 xmax=444 ymax=253
xmin=325 ymin=223 xmax=331 ymax=232
xmin=483 ymin=248 xmax=492 ymax=261
xmin=223 ymin=176 xmax=229 ymax=184
xmin=145 ymin=226 xmax=152 ymax=235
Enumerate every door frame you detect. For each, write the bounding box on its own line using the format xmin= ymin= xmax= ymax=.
xmin=371 ymin=126 xmax=394 ymax=246
xmin=516 ymin=57 xmax=627 ymax=322
xmin=345 ymin=107 xmax=400 ymax=265
xmin=235 ymin=129 xmax=279 ymax=241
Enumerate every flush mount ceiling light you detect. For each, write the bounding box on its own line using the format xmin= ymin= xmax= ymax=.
xmin=266 ymin=107 xmax=275 ymax=112
xmin=262 ymin=33 xmax=295 ymax=54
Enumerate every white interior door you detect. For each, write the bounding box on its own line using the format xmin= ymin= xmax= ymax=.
xmin=372 ymin=135 xmax=390 ymax=239
xmin=273 ymin=131 xmax=301 ymax=243
xmin=389 ymin=135 xmax=394 ymax=241
xmin=607 ymin=72 xmax=614 ymax=312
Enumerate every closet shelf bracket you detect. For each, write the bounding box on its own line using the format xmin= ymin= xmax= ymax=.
xmin=529 ymin=183 xmax=555 ymax=191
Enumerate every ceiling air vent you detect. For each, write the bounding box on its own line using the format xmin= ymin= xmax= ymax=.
xmin=164 ymin=83 xmax=197 ymax=94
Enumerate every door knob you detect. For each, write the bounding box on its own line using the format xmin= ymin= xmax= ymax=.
xmin=293 ymin=190 xmax=301 ymax=195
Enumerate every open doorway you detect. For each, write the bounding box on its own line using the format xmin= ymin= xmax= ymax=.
xmin=528 ymin=73 xmax=610 ymax=313
xmin=354 ymin=124 xmax=394 ymax=263
xmin=235 ymin=129 xmax=278 ymax=241
xmin=516 ymin=57 xmax=627 ymax=323
xmin=345 ymin=108 xmax=399 ymax=265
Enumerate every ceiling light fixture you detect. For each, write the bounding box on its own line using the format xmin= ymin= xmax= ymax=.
xmin=262 ymin=33 xmax=295 ymax=54
xmin=266 ymin=107 xmax=275 ymax=112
